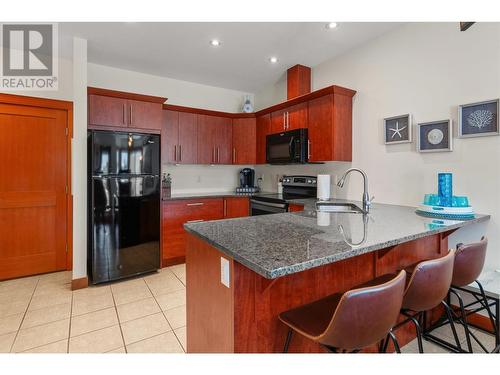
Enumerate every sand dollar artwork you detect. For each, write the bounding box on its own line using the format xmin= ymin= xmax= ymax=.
xmin=427 ymin=128 xmax=444 ymax=145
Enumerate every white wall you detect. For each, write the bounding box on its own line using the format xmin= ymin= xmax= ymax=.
xmin=255 ymin=22 xmax=500 ymax=270
xmin=88 ymin=63 xmax=254 ymax=194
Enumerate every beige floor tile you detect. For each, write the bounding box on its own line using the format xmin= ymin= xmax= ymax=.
xmin=72 ymin=291 xmax=114 ymax=316
xmin=168 ymin=264 xmax=185 ymax=279
xmin=0 ymin=332 xmax=16 ymax=353
xmin=155 ymin=289 xmax=186 ymax=311
xmin=71 ymin=307 xmax=119 ymax=337
xmin=22 ymin=339 xmax=68 ymax=353
xmin=0 ymin=313 xmax=23 ymax=335
xmin=145 ymin=272 xmax=185 ymax=297
xmin=121 ymin=312 xmax=171 ymax=345
xmin=163 ymin=305 xmax=186 ymax=330
xmin=38 ymin=271 xmax=72 ymax=286
xmin=469 ymin=329 xmax=496 ymax=353
xmin=0 ymin=297 xmax=30 ymax=319
xmin=22 ymin=303 xmax=71 ymax=329
xmin=107 ymin=346 xmax=126 ymax=353
xmin=112 ymin=283 xmax=153 ymax=306
xmin=33 ymin=281 xmax=71 ymax=297
xmin=174 ymin=326 xmax=186 ymax=352
xmin=110 ymin=277 xmax=146 ymax=293
xmin=73 ymin=284 xmax=111 ymax=298
xmin=126 ymin=331 xmax=184 ymax=353
xmin=0 ymin=287 xmax=34 ymax=302
xmin=12 ymin=318 xmax=70 ymax=352
xmin=69 ymin=325 xmax=124 ymax=353
xmin=28 ymin=290 xmax=72 ymax=311
xmin=0 ymin=276 xmax=39 ymax=291
xmin=116 ymin=297 xmax=160 ymax=323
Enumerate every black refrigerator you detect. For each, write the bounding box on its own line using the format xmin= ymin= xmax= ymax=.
xmin=88 ymin=130 xmax=161 ymax=284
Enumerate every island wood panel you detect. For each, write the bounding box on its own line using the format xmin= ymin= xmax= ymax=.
xmin=186 ymin=234 xmax=234 ymax=353
xmin=256 ymin=114 xmax=271 ymax=164
xmin=186 ymin=232 xmax=449 ymax=353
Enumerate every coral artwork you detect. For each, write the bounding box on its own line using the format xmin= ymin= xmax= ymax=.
xmin=467 ymin=109 xmax=494 ymax=129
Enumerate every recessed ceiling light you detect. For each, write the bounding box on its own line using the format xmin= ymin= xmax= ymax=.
xmin=269 ymin=57 xmax=278 ymax=64
xmin=210 ymin=39 xmax=221 ymax=47
xmin=326 ymin=22 xmax=338 ymax=29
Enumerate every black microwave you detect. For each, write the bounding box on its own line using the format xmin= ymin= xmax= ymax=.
xmin=266 ymin=128 xmax=308 ymax=164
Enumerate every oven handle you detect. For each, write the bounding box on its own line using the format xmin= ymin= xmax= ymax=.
xmin=250 ymin=199 xmax=288 ymax=209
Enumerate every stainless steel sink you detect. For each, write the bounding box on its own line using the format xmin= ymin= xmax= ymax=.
xmin=315 ymin=202 xmax=365 ymax=214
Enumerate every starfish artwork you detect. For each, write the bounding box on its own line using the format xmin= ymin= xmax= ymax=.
xmin=389 ymin=120 xmax=407 ymax=139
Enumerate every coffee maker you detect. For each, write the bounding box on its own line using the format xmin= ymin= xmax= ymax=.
xmin=236 ymin=168 xmax=259 ymax=193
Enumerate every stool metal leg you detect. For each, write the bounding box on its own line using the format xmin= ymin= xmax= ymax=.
xmin=388 ymin=330 xmax=401 ymax=353
xmin=442 ymin=300 xmax=462 ymax=350
xmin=449 ymin=288 xmax=473 ymax=352
xmin=406 ymin=312 xmax=424 ymax=353
xmin=283 ymin=329 xmax=293 ymax=353
xmin=475 ymin=280 xmax=498 ymax=340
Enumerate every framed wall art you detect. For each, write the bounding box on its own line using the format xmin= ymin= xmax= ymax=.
xmin=458 ymin=99 xmax=499 ymax=138
xmin=384 ymin=114 xmax=411 ymax=144
xmin=417 ymin=120 xmax=453 ymax=153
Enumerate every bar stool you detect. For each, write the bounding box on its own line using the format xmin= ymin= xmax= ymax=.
xmin=386 ymin=249 xmax=459 ymax=353
xmin=278 ymin=270 xmax=406 ymax=353
xmin=426 ymin=237 xmax=498 ymax=353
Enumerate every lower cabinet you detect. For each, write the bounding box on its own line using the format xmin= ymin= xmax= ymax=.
xmin=224 ymin=197 xmax=250 ymax=218
xmin=162 ymin=196 xmax=250 ymax=266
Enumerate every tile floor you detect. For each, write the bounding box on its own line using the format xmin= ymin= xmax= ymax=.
xmin=0 ymin=263 xmax=496 ymax=354
xmin=0 ymin=264 xmax=186 ymax=353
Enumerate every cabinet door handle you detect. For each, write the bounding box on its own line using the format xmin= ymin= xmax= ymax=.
xmin=286 ymin=111 xmax=289 ymax=129
xmin=186 ymin=219 xmax=204 ymax=223
xmin=212 ymin=147 xmax=215 ymax=164
xmin=179 ymin=144 xmax=182 ymax=161
xmin=308 ymin=140 xmax=311 ymax=160
xmin=232 ymin=148 xmax=236 ymax=164
xmin=282 ymin=112 xmax=286 ymax=130
xmin=217 ymin=147 xmax=220 ymax=163
xmin=224 ymin=199 xmax=227 ymax=217
xmin=122 ymin=103 xmax=126 ymax=125
xmin=174 ymin=145 xmax=177 ymax=162
xmin=187 ymin=202 xmax=204 ymax=206
xmin=129 ymin=104 xmax=133 ymax=126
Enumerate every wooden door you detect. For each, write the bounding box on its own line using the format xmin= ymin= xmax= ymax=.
xmin=215 ymin=116 xmax=232 ymax=164
xmin=128 ymin=100 xmax=162 ymax=130
xmin=88 ymin=94 xmax=127 ymax=128
xmin=232 ymin=118 xmax=256 ymax=164
xmin=270 ymin=109 xmax=286 ymax=134
xmin=0 ymin=103 xmax=69 ymax=280
xmin=197 ymin=115 xmax=218 ymax=164
xmin=308 ymin=94 xmax=333 ymax=162
xmin=162 ymin=110 xmax=179 ymax=164
xmin=224 ymin=197 xmax=249 ymax=218
xmin=256 ymin=114 xmax=271 ymax=164
xmin=286 ymin=102 xmax=308 ymax=130
xmin=178 ymin=112 xmax=198 ymax=164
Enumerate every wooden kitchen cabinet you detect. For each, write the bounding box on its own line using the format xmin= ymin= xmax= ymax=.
xmin=88 ymin=88 xmax=166 ymax=132
xmin=88 ymin=94 xmax=128 ymax=128
xmin=308 ymin=92 xmax=353 ymax=162
xmin=197 ymin=114 xmax=232 ymax=164
xmin=270 ymin=108 xmax=287 ymax=134
xmin=162 ymin=110 xmax=197 ymax=164
xmin=224 ymin=197 xmax=250 ymax=218
xmin=232 ymin=118 xmax=256 ymax=164
xmin=270 ymin=102 xmax=307 ymax=134
xmin=162 ymin=198 xmax=224 ymax=265
xmin=256 ymin=113 xmax=271 ymax=164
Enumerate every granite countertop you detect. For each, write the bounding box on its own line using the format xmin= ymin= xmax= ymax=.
xmin=184 ymin=199 xmax=490 ymax=279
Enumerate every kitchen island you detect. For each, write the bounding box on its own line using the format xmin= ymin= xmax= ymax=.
xmin=184 ymin=200 xmax=489 ymax=353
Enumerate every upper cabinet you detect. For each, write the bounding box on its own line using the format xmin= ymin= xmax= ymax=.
xmin=162 ymin=110 xmax=197 ymax=164
xmin=307 ymin=89 xmax=354 ymax=162
xmin=232 ymin=117 xmax=256 ymax=164
xmin=270 ymin=102 xmax=308 ymax=134
xmin=197 ymin=114 xmax=232 ymax=164
xmin=88 ymin=87 xmax=166 ymax=132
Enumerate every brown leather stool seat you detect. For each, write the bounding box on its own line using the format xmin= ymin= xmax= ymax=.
xmin=279 ymin=271 xmax=406 ymax=353
xmin=387 ymin=249 xmax=458 ymax=353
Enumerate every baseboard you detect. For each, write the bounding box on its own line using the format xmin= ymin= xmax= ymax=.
xmin=162 ymin=256 xmax=185 ymax=267
xmin=71 ymin=276 xmax=88 ymax=290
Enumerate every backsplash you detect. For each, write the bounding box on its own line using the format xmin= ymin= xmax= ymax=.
xmin=254 ymin=162 xmax=352 ymax=198
xmin=162 ymin=164 xmax=253 ymax=194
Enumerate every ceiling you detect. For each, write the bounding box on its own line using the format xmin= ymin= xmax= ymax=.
xmin=60 ymin=22 xmax=403 ymax=93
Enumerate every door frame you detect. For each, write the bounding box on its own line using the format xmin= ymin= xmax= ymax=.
xmin=0 ymin=93 xmax=73 ymax=271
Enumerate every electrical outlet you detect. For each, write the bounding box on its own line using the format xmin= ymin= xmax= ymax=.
xmin=221 ymin=257 xmax=230 ymax=288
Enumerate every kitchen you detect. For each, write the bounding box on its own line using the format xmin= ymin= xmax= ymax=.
xmin=1 ymin=9 xmax=500 ymax=372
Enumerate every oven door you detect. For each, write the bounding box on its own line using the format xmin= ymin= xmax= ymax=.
xmin=250 ymin=199 xmax=289 ymax=216
xmin=266 ymin=128 xmax=308 ymax=164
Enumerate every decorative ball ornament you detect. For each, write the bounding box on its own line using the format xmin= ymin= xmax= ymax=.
xmin=242 ymin=95 xmax=253 ymax=113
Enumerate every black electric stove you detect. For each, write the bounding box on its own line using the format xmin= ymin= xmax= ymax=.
xmin=250 ymin=175 xmax=317 ymax=216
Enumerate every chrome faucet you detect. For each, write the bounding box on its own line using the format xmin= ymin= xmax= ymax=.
xmin=337 ymin=168 xmax=374 ymax=213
